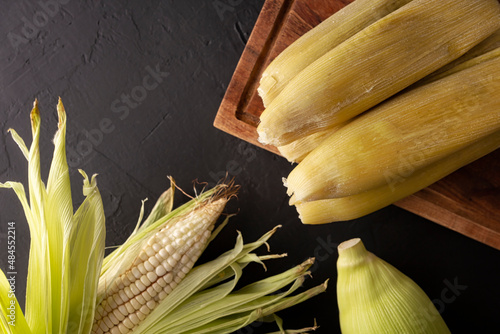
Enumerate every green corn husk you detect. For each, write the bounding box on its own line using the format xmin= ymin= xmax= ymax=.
xmin=0 ymin=99 xmax=106 ymax=334
xmin=337 ymin=238 xmax=450 ymax=334
xmin=286 ymin=48 xmax=500 ymax=202
xmin=258 ymin=0 xmax=413 ymax=107
xmin=257 ymin=0 xmax=500 ymax=147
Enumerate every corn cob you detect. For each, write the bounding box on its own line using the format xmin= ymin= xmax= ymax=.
xmin=295 ymin=130 xmax=500 ymax=224
xmin=286 ymin=52 xmax=500 ymax=203
xmin=258 ymin=0 xmax=413 ymax=107
xmin=257 ymin=0 xmax=500 ymax=147
xmin=92 ymin=198 xmax=227 ymax=334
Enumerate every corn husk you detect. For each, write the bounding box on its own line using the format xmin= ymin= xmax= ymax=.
xmin=257 ymin=0 xmax=500 ymax=147
xmin=337 ymin=238 xmax=450 ymax=334
xmin=295 ymin=130 xmax=500 ymax=224
xmin=0 ymin=99 xmax=106 ymax=334
xmin=286 ymin=50 xmax=500 ymax=202
xmin=258 ymin=0 xmax=413 ymax=107
xmin=278 ymin=127 xmax=336 ymax=164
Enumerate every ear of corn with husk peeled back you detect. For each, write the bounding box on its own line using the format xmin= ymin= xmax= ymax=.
xmin=337 ymin=238 xmax=450 ymax=334
xmin=0 ymin=100 xmax=327 ymax=334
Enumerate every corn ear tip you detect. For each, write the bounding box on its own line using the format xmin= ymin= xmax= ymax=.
xmin=301 ymin=257 xmax=315 ymax=270
xmin=79 ymin=169 xmax=99 ymax=195
xmin=209 ymin=176 xmax=240 ymax=202
xmin=56 ymin=97 xmax=66 ymax=127
xmin=30 ymin=99 xmax=40 ymax=118
xmin=78 ymin=169 xmax=88 ymax=180
xmin=337 ymin=237 xmax=363 ymax=252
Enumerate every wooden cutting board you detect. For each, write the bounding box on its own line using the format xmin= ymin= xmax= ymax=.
xmin=214 ymin=0 xmax=500 ymax=250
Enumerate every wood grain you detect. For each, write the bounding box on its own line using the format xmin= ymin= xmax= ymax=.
xmin=213 ymin=0 xmax=500 ymax=250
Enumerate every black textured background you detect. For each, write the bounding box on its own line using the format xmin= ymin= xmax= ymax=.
xmin=0 ymin=0 xmax=499 ymax=333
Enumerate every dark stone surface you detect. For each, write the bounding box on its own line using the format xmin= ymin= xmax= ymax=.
xmin=0 ymin=0 xmax=499 ymax=333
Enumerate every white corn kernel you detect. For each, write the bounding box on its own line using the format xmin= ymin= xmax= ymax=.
xmin=144 ymin=246 xmax=155 ymax=257
xmin=139 ymin=305 xmax=151 ymax=316
xmin=130 ymin=298 xmax=140 ymax=310
xmin=118 ymin=305 xmax=128 ymax=316
xmin=155 ymin=253 xmax=163 ymax=263
xmin=130 ymin=284 xmax=140 ymax=296
xmin=158 ymin=291 xmax=167 ymax=300
xmin=110 ymin=327 xmax=121 ymax=334
xmin=157 ymin=277 xmax=167 ymax=287
xmin=139 ymin=252 xmax=149 ymax=261
xmin=164 ymin=285 xmax=173 ymax=294
xmin=144 ymin=260 xmax=154 ymax=272
xmin=107 ymin=296 xmax=117 ymax=309
xmin=138 ymin=263 xmax=147 ymax=275
xmin=152 ymin=283 xmax=162 ymax=293
xmin=104 ymin=303 xmax=112 ymax=313
xmin=158 ymin=248 xmax=169 ymax=259
xmin=129 ymin=312 xmax=140 ymax=325
xmin=163 ymin=273 xmax=173 ymax=283
xmin=172 ymin=252 xmax=181 ymax=261
xmin=147 ymin=271 xmax=157 ymax=283
xmin=132 ymin=267 xmax=141 ymax=279
xmin=113 ymin=293 xmax=124 ymax=306
xmin=125 ymin=272 xmax=134 ymax=284
xmin=122 ymin=317 xmax=134 ymax=329
xmin=124 ymin=286 xmax=134 ymax=299
xmin=148 ymin=256 xmax=159 ymax=267
xmin=99 ymin=321 xmax=109 ymax=332
xmin=135 ymin=280 xmax=146 ymax=292
xmin=136 ymin=294 xmax=146 ymax=305
xmin=113 ymin=308 xmax=126 ymax=321
xmin=146 ymin=299 xmax=156 ymax=310
xmin=152 ymin=242 xmax=161 ymax=252
xmin=140 ymin=275 xmax=151 ymax=287
xmin=146 ymin=286 xmax=156 ymax=297
xmin=119 ymin=290 xmax=129 ymax=304
xmin=108 ymin=313 xmax=119 ymax=325
xmin=125 ymin=302 xmax=135 ymax=314
xmin=155 ymin=264 xmax=167 ymax=277
xmin=166 ymin=244 xmax=175 ymax=254
xmin=142 ymin=290 xmax=153 ymax=301
xmin=118 ymin=323 xmax=129 ymax=334
xmin=136 ymin=310 xmax=147 ymax=321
